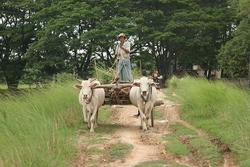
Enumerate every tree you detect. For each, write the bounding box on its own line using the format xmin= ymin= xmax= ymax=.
xmin=0 ymin=0 xmax=240 ymax=89
xmin=218 ymin=0 xmax=250 ymax=81
xmin=0 ymin=0 xmax=38 ymax=89
xmin=26 ymin=0 xmax=92 ymax=80
xmin=133 ymin=0 xmax=234 ymax=79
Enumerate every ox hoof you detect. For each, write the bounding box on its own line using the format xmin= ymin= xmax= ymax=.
xmin=90 ymin=129 xmax=95 ymax=133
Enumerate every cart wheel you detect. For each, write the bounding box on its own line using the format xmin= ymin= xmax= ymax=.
xmin=151 ymin=109 xmax=154 ymax=127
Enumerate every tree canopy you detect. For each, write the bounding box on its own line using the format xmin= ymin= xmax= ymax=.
xmin=0 ymin=0 xmax=249 ymax=89
xmin=218 ymin=0 xmax=250 ymax=78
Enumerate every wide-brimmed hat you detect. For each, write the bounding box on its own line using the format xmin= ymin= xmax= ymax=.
xmin=117 ymin=33 xmax=126 ymax=39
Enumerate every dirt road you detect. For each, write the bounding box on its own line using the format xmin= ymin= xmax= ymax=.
xmin=74 ymin=91 xmax=238 ymax=167
xmin=107 ymin=105 xmax=166 ymax=167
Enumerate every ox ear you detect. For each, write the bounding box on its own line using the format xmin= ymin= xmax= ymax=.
xmin=90 ymin=82 xmax=98 ymax=88
xmin=76 ymin=79 xmax=82 ymax=83
xmin=89 ymin=78 xmax=96 ymax=83
xmin=74 ymin=83 xmax=82 ymax=89
xmin=133 ymin=82 xmax=140 ymax=87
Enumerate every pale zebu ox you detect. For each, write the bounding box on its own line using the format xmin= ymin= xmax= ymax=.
xmin=129 ymin=77 xmax=157 ymax=131
xmin=75 ymin=79 xmax=105 ymax=132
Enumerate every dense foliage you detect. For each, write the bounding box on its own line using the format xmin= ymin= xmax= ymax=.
xmin=218 ymin=0 xmax=250 ymax=78
xmin=1 ymin=0 xmax=249 ymax=89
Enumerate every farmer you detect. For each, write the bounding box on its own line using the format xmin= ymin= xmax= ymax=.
xmin=114 ymin=33 xmax=133 ymax=82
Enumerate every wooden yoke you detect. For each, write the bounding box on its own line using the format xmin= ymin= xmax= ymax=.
xmin=93 ymin=83 xmax=133 ymax=89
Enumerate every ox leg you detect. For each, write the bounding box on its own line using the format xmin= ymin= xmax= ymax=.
xmin=145 ymin=106 xmax=153 ymax=128
xmin=90 ymin=108 xmax=98 ymax=133
xmin=151 ymin=108 xmax=154 ymax=127
xmin=140 ymin=118 xmax=143 ymax=129
xmin=145 ymin=111 xmax=150 ymax=129
xmin=145 ymin=105 xmax=152 ymax=129
xmin=138 ymin=108 xmax=147 ymax=131
xmin=87 ymin=110 xmax=91 ymax=129
xmin=82 ymin=106 xmax=87 ymax=123
xmin=94 ymin=109 xmax=99 ymax=128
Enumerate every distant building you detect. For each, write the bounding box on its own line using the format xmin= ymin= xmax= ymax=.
xmin=192 ymin=65 xmax=222 ymax=79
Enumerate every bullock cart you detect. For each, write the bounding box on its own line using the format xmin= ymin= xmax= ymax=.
xmin=94 ymin=81 xmax=164 ymax=127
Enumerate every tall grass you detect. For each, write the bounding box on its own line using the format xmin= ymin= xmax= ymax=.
xmin=0 ymin=82 xmax=82 ymax=167
xmin=167 ymin=76 xmax=250 ymax=167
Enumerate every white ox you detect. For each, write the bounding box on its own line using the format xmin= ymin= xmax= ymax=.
xmin=75 ymin=79 xmax=105 ymax=132
xmin=129 ymin=77 xmax=157 ymax=131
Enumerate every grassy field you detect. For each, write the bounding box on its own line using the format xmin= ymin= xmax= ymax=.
xmin=0 ymin=84 xmax=38 ymax=90
xmin=0 ymin=81 xmax=110 ymax=167
xmin=166 ymin=76 xmax=250 ymax=167
xmin=0 ymin=81 xmax=121 ymax=167
xmin=0 ymin=82 xmax=82 ymax=167
xmin=162 ymin=123 xmax=222 ymax=166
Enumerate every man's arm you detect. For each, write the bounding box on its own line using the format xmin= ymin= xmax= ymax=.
xmin=120 ymin=42 xmax=130 ymax=54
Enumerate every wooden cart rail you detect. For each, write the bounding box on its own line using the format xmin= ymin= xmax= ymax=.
xmin=93 ymin=83 xmax=132 ymax=105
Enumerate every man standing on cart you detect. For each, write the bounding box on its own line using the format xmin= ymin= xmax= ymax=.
xmin=114 ymin=33 xmax=133 ymax=82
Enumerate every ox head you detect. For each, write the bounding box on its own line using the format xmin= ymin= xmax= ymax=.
xmin=74 ymin=78 xmax=99 ymax=103
xmin=133 ymin=77 xmax=155 ymax=99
